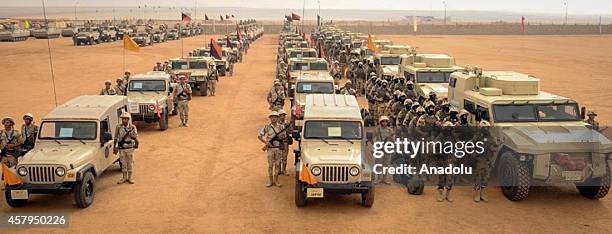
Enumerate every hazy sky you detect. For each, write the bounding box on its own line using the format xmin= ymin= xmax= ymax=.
xmin=1 ymin=0 xmax=611 ymax=15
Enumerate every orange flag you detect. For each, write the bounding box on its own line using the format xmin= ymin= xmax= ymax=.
xmin=300 ymin=163 xmax=317 ymax=185
xmin=367 ymin=34 xmax=378 ymax=54
xmin=2 ymin=164 xmax=23 ymax=186
xmin=123 ymin=35 xmax=140 ymax=52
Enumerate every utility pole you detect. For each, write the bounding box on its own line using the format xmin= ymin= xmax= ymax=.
xmin=74 ymin=1 xmax=78 ymax=22
xmin=564 ymin=0 xmax=568 ymax=25
xmin=302 ymin=0 xmax=305 ymax=33
xmin=442 ymin=1 xmax=447 ymax=25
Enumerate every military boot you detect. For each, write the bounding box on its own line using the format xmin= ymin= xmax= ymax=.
xmin=274 ymin=174 xmax=282 ymax=187
xmin=445 ymin=189 xmax=454 ymax=202
xmin=117 ymin=172 xmax=127 ymax=184
xmin=473 ymin=187 xmax=481 ymax=202
xmin=437 ymin=188 xmax=445 ymax=202
xmin=127 ymin=172 xmax=135 ymax=184
xmin=266 ymin=175 xmax=273 ymax=187
xmin=480 ymin=187 xmax=489 ymax=202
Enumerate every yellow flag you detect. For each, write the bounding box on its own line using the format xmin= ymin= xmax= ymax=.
xmin=367 ymin=34 xmax=378 ymax=54
xmin=123 ymin=35 xmax=140 ymax=52
xmin=2 ymin=164 xmax=23 ymax=186
xmin=299 ymin=163 xmax=317 ymax=185
xmin=24 ymin=20 xmax=30 ymax=29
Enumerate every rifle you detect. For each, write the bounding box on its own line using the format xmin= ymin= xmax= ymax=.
xmin=114 ymin=126 xmax=138 ymax=154
xmin=261 ymin=124 xmax=289 ymax=151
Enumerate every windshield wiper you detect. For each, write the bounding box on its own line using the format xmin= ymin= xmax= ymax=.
xmin=311 ymin=137 xmax=330 ymax=145
xmin=54 ymin=139 xmax=62 ymax=145
xmin=328 ymin=136 xmax=355 ymax=144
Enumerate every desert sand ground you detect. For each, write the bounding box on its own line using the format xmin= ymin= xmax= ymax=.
xmin=0 ymin=34 xmax=611 ymax=233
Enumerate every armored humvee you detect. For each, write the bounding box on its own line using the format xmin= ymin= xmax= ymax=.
xmin=127 ymin=72 xmax=178 ymax=131
xmin=168 ymin=57 xmax=213 ymax=96
xmin=73 ymin=27 xmax=100 ymax=45
xmin=399 ymin=53 xmax=463 ymax=99
xmin=4 ymin=95 xmax=128 ymax=208
xmin=447 ymin=69 xmax=612 ymax=201
xmin=292 ymin=94 xmax=374 ymax=207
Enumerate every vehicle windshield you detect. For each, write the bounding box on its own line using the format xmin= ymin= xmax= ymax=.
xmin=172 ymin=61 xmax=189 ymax=70
xmin=493 ymin=103 xmax=581 ymax=122
xmin=416 ymin=72 xmax=452 ymax=83
xmin=290 ymin=51 xmax=317 ymax=58
xmin=380 ymin=56 xmax=401 ymax=65
xmin=189 ymin=61 xmax=207 ymax=69
xmin=195 ymin=50 xmax=211 ymax=57
xmin=300 ymin=43 xmax=308 ymax=48
xmin=291 ymin=62 xmax=328 ymax=71
xmin=296 ymin=82 xmax=334 ymax=94
xmin=304 ymin=121 xmax=362 ymax=140
xmin=129 ymin=80 xmax=166 ymax=91
xmin=39 ymin=121 xmax=97 ymax=140
xmin=353 ymin=42 xmax=363 ymax=48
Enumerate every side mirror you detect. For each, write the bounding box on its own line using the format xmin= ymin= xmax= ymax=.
xmin=102 ymin=132 xmax=113 ymax=143
xmin=292 ymin=130 xmax=301 ymax=140
xmin=580 ymin=106 xmax=586 ymax=120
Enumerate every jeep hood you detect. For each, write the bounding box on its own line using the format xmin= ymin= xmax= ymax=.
xmin=498 ymin=124 xmax=612 ymax=154
xmin=301 ymin=140 xmax=363 ymax=165
xmin=20 ymin=143 xmax=98 ymax=166
xmin=128 ymin=93 xmax=167 ymax=104
xmin=381 ymin=65 xmax=399 ymax=76
xmin=418 ymin=83 xmax=448 ymax=97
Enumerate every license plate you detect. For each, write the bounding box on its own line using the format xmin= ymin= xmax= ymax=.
xmin=306 ymin=188 xmax=324 ymax=198
xmin=562 ymin=171 xmax=583 ymax=181
xmin=10 ymin=190 xmax=28 ymax=200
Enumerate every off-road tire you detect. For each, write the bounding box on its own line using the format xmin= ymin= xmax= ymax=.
xmin=199 ymin=82 xmax=208 ymax=96
xmin=159 ymin=110 xmax=169 ymax=131
xmin=361 ymin=185 xmax=375 ymax=208
xmin=576 ymin=167 xmax=611 ymax=199
xmin=498 ymin=151 xmax=531 ymax=201
xmin=74 ymin=171 xmax=95 ymax=208
xmin=5 ymin=189 xmax=28 ymax=208
xmin=295 ymin=177 xmax=307 ymax=207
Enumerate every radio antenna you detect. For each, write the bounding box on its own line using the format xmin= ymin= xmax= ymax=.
xmin=42 ymin=0 xmax=59 ymax=107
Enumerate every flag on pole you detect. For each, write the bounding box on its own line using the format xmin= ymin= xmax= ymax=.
xmin=155 ymin=100 xmax=161 ymax=118
xmin=182 ymin=12 xmax=192 ymax=23
xmin=285 ymin=15 xmax=292 ymax=22
xmin=24 ymin=20 xmax=30 ymax=29
xmin=521 ymin=16 xmax=526 ymax=34
xmin=291 ymin=12 xmax=301 ymax=21
xmin=210 ymin=38 xmax=223 ymax=60
xmin=317 ymin=15 xmax=321 ymax=27
xmin=225 ymin=15 xmax=230 ymax=19
xmin=317 ymin=42 xmax=325 ymax=58
xmin=205 ymin=14 xmax=209 ymax=20
xmin=123 ymin=35 xmax=140 ymax=52
xmin=237 ymin=26 xmax=242 ymax=41
xmin=220 ymin=15 xmax=224 ymax=21
xmin=2 ymin=164 xmax=23 ymax=186
xmin=299 ymin=163 xmax=317 ymax=185
xmin=231 ymin=14 xmax=235 ymax=18
xmin=367 ymin=34 xmax=378 ymax=54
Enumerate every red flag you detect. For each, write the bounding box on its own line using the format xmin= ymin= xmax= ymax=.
xmin=205 ymin=14 xmax=209 ymax=21
xmin=181 ymin=12 xmax=192 ymax=23
xmin=220 ymin=15 xmax=224 ymax=21
xmin=291 ymin=12 xmax=301 ymax=21
xmin=210 ymin=38 xmax=223 ymax=60
xmin=317 ymin=42 xmax=325 ymax=58
xmin=155 ymin=100 xmax=161 ymax=118
xmin=521 ymin=16 xmax=526 ymax=34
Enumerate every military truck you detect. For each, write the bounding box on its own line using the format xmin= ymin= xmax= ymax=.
xmin=73 ymin=27 xmax=100 ymax=45
xmin=61 ymin=27 xmax=78 ymax=37
xmin=192 ymin=47 xmax=228 ymax=76
xmin=292 ymin=94 xmax=374 ymax=207
xmin=373 ymin=53 xmax=402 ymax=81
xmin=399 ymin=53 xmax=462 ymax=99
xmin=289 ymin=73 xmax=337 ymax=131
xmin=99 ymin=26 xmax=118 ymax=42
xmin=126 ymin=72 xmax=177 ymax=131
xmin=166 ymin=29 xmax=179 ymax=40
xmin=286 ymin=48 xmax=318 ymax=60
xmin=151 ymin=30 xmax=167 ymax=43
xmin=168 ymin=57 xmax=213 ymax=96
xmin=447 ymin=69 xmax=612 ymax=201
xmin=31 ymin=27 xmax=60 ymax=39
xmin=4 ymin=95 xmax=127 ymax=208
xmin=0 ymin=29 xmax=29 ymax=42
xmin=132 ymin=32 xmax=152 ymax=46
xmin=287 ymin=57 xmax=329 ymax=87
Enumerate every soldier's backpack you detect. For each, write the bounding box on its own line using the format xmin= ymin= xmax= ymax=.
xmin=406 ymin=175 xmax=425 ymax=195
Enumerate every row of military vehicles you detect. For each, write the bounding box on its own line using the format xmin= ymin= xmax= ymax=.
xmin=70 ymin=21 xmax=207 ymax=46
xmin=0 ymin=23 xmax=61 ymax=42
xmin=280 ymin=21 xmax=611 ymax=208
xmin=3 ymin=23 xmax=265 ymax=208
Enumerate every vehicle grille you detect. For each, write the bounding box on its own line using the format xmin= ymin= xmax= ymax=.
xmin=139 ymin=104 xmax=151 ymax=113
xmin=28 ymin=166 xmax=57 ymax=183
xmin=321 ymin=166 xmax=350 ymax=182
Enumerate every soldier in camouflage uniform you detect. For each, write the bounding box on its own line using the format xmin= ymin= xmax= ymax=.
xmin=1 ymin=117 xmax=22 ymax=168
xmin=340 ymin=80 xmax=357 ymax=96
xmin=435 ymin=101 xmax=451 ymax=123
xmin=277 ymin=110 xmax=292 ymax=176
xmin=175 ymin=76 xmax=192 ymax=127
xmin=471 ymin=120 xmax=499 ymax=202
xmin=393 ymin=76 xmax=408 ymax=94
xmin=258 ymin=111 xmax=287 ymax=187
xmin=114 ymin=112 xmax=139 ymax=184
xmin=20 ymin=113 xmax=38 ymax=153
xmin=387 ymin=91 xmax=406 ymax=126
xmin=354 ymin=62 xmax=367 ymax=96
xmin=435 ymin=121 xmax=458 ymax=202
xmin=100 ymin=80 xmax=117 ymax=95
xmin=267 ymin=81 xmax=286 ymax=111
xmin=374 ymin=80 xmax=392 ymax=122
xmin=374 ymin=116 xmax=394 ymax=184
xmin=585 ymin=111 xmax=600 ymax=131
xmin=207 ymin=61 xmax=219 ymax=96
xmin=396 ymin=99 xmax=413 ymax=127
xmin=404 ymin=80 xmax=417 ymax=101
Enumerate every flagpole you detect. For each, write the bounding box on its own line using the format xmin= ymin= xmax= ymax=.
xmin=42 ymin=0 xmax=58 ymax=107
xmin=123 ymin=41 xmax=126 ymax=73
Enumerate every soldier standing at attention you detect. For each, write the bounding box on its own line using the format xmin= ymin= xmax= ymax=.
xmin=471 ymin=120 xmax=499 ymax=202
xmin=340 ymin=80 xmax=357 ymax=96
xmin=277 ymin=110 xmax=292 ymax=176
xmin=1 ymin=117 xmax=22 ymax=168
xmin=207 ymin=61 xmax=219 ymax=96
xmin=123 ymin=71 xmax=132 ymax=83
xmin=20 ymin=113 xmax=38 ymax=153
xmin=258 ymin=111 xmax=287 ymax=187
xmin=228 ymin=52 xmax=237 ymax=76
xmin=114 ymin=78 xmax=126 ymax=96
xmin=100 ymin=80 xmax=117 ymax=95
xmin=435 ymin=121 xmax=457 ymax=202
xmin=585 ymin=111 xmax=600 ymax=131
xmin=267 ymin=81 xmax=286 ymax=110
xmin=153 ymin=62 xmax=164 ymax=71
xmin=114 ymin=112 xmax=139 ymax=184
xmin=175 ymin=76 xmax=192 ymax=127
xmin=374 ymin=116 xmax=394 ymax=184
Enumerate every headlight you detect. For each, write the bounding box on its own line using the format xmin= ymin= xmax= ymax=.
xmin=17 ymin=167 xmax=28 ymax=176
xmin=55 ymin=167 xmax=66 ymax=177
xmin=349 ymin=167 xmax=360 ymax=176
xmin=311 ymin=166 xmax=321 ymax=176
xmin=148 ymin=104 xmax=156 ymax=111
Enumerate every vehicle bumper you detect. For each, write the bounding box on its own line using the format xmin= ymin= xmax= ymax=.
xmin=6 ymin=183 xmax=74 ymax=194
xmin=315 ymin=182 xmax=372 ymax=194
xmin=131 ymin=113 xmax=160 ymax=122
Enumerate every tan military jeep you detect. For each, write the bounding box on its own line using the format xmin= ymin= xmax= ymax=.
xmin=292 ymin=94 xmax=375 ymax=207
xmin=127 ymin=71 xmax=178 ymax=131
xmin=5 ymin=95 xmax=128 ymax=208
xmin=289 ymin=73 xmax=337 ymax=131
xmin=399 ymin=53 xmax=463 ymax=98
xmin=448 ymin=69 xmax=612 ymax=201
xmin=168 ymin=57 xmax=212 ymax=96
